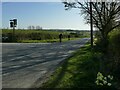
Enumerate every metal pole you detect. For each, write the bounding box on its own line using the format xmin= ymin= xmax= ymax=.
xmin=10 ymin=19 xmax=16 ymax=42
xmin=90 ymin=1 xmax=93 ymax=47
xmin=13 ymin=25 xmax=15 ymax=42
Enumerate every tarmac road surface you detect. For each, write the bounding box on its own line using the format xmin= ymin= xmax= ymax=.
xmin=2 ymin=38 xmax=90 ymax=88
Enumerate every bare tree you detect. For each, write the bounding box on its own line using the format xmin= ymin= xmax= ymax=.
xmin=63 ymin=1 xmax=120 ymax=46
xmin=31 ymin=26 xmax=35 ymax=30
xmin=36 ymin=26 xmax=42 ymax=30
xmin=28 ymin=26 xmax=32 ymax=30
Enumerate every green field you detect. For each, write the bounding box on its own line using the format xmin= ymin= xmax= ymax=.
xmin=2 ymin=29 xmax=90 ymax=43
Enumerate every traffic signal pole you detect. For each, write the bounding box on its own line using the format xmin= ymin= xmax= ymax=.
xmin=10 ymin=19 xmax=17 ymax=42
xmin=13 ymin=25 xmax=15 ymax=42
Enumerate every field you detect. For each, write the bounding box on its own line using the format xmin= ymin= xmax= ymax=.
xmin=2 ymin=29 xmax=90 ymax=43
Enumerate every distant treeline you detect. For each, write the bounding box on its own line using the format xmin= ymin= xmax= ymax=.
xmin=2 ymin=29 xmax=90 ymax=42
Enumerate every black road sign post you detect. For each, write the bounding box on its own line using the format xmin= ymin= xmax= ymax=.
xmin=10 ymin=19 xmax=17 ymax=42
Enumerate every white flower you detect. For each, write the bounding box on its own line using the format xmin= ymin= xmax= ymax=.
xmin=107 ymin=83 xmax=112 ymax=86
xmin=95 ymin=80 xmax=99 ymax=85
xmin=97 ymin=72 xmax=101 ymax=76
xmin=97 ymin=72 xmax=103 ymax=77
xmin=110 ymin=76 xmax=113 ymax=80
xmin=108 ymin=75 xmax=111 ymax=78
xmin=108 ymin=75 xmax=113 ymax=80
xmin=99 ymin=83 xmax=103 ymax=86
xmin=103 ymin=80 xmax=107 ymax=85
xmin=95 ymin=72 xmax=113 ymax=86
xmin=104 ymin=77 xmax=107 ymax=80
xmin=97 ymin=76 xmax=103 ymax=81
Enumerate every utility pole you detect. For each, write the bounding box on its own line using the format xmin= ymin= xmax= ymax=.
xmin=90 ymin=1 xmax=93 ymax=47
xmin=10 ymin=19 xmax=17 ymax=42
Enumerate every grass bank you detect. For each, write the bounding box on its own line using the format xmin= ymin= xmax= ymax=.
xmin=41 ymin=44 xmax=108 ymax=88
xmin=40 ymin=29 xmax=119 ymax=89
xmin=17 ymin=38 xmax=79 ymax=43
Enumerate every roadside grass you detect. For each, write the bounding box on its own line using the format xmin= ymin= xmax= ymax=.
xmin=41 ymin=44 xmax=103 ymax=88
xmin=2 ymin=29 xmax=90 ymax=43
xmin=17 ymin=38 xmax=80 ymax=43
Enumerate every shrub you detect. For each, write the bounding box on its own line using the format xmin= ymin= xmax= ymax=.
xmin=108 ymin=29 xmax=120 ymax=80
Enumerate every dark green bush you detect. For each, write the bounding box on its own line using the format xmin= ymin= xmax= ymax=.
xmin=108 ymin=29 xmax=120 ymax=80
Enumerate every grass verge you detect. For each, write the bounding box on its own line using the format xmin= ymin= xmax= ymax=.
xmin=17 ymin=38 xmax=80 ymax=43
xmin=41 ymin=44 xmax=105 ymax=88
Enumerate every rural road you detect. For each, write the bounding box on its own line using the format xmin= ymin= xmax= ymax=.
xmin=2 ymin=38 xmax=90 ymax=88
